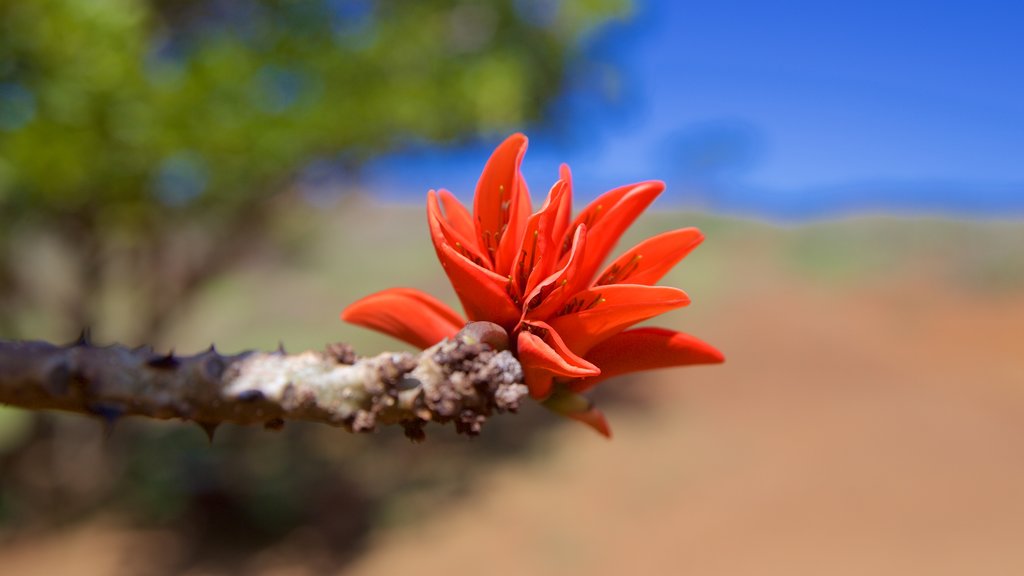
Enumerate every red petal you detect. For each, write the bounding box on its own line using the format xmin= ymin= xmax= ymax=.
xmin=570 ymin=327 xmax=725 ymax=392
xmin=560 ymin=181 xmax=664 ymax=285
xmin=431 ymin=191 xmax=518 ymax=330
xmin=341 ymin=288 xmax=464 ymax=349
xmin=428 ymin=190 xmax=490 ymax=268
xmin=494 ymin=173 xmax=532 ymax=275
xmin=473 ymin=133 xmax=528 ymax=268
xmin=516 ymin=322 xmax=600 ymax=399
xmin=547 ymin=284 xmax=691 ymax=355
xmin=437 ymin=241 xmax=521 ymax=331
xmin=550 ymin=164 xmax=574 ymax=245
xmin=596 ymin=228 xmax=704 ymax=286
xmin=541 ymin=390 xmax=612 ymax=438
xmin=522 ymin=224 xmax=591 ymax=320
xmin=509 ymin=179 xmax=568 ymax=302
xmin=438 ymin=189 xmax=479 ymax=253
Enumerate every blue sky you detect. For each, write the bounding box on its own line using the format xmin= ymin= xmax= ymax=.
xmin=366 ymin=0 xmax=1024 ymax=218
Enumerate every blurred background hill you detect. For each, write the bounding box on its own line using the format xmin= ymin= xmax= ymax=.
xmin=1 ymin=1 xmax=1023 ymax=575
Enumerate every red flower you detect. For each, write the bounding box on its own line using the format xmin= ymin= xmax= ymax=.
xmin=342 ymin=134 xmax=723 ymax=436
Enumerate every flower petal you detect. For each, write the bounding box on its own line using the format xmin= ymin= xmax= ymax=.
xmin=341 ymin=288 xmax=464 ymax=349
xmin=516 ymin=321 xmax=600 ymax=399
xmin=473 ymin=133 xmax=528 ymax=268
xmin=541 ymin=389 xmax=612 ymax=438
xmin=570 ymin=327 xmax=725 ymax=392
xmin=596 ymin=228 xmax=704 ymax=286
xmin=509 ymin=179 xmax=569 ymax=302
xmin=437 ymin=241 xmax=521 ymax=331
xmin=428 ymin=190 xmax=490 ymax=268
xmin=560 ymin=181 xmax=664 ymax=285
xmin=522 ymin=224 xmax=591 ymax=320
xmin=547 ymin=284 xmax=691 ymax=355
xmin=438 ymin=189 xmax=479 ymax=252
xmin=550 ymin=164 xmax=574 ymax=244
xmin=494 ymin=173 xmax=532 ymax=275
xmin=428 ymin=192 xmax=519 ymax=329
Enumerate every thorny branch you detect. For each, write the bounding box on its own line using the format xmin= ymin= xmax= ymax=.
xmin=0 ymin=332 xmax=527 ymax=441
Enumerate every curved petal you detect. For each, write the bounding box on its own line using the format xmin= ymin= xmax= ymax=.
xmin=560 ymin=181 xmax=664 ymax=285
xmin=516 ymin=321 xmax=600 ymax=399
xmin=437 ymin=241 xmax=521 ymax=331
xmin=428 ymin=190 xmax=490 ymax=268
xmin=547 ymin=284 xmax=691 ymax=355
xmin=341 ymin=288 xmax=464 ymax=349
xmin=523 ymin=224 xmax=591 ymax=320
xmin=542 ymin=389 xmax=612 ymax=438
xmin=509 ymin=179 xmax=568 ymax=302
xmin=570 ymin=327 xmax=725 ymax=392
xmin=438 ymin=189 xmax=480 ymax=253
xmin=494 ymin=173 xmax=532 ymax=275
xmin=597 ymin=228 xmax=704 ymax=286
xmin=551 ymin=164 xmax=574 ymax=246
xmin=473 ymin=133 xmax=528 ymax=267
xmin=427 ymin=192 xmax=515 ymax=328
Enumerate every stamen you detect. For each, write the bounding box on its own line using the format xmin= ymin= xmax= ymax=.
xmin=598 ymin=254 xmax=642 ymax=285
xmin=558 ymin=297 xmax=581 ymax=315
xmin=557 ymin=293 xmax=604 ymax=316
xmin=528 ymin=230 xmax=539 ymax=270
xmin=482 ymin=229 xmax=497 ymax=261
xmin=618 ymin=254 xmax=642 ymax=281
xmin=454 ymin=241 xmax=485 ymax=267
xmin=598 ymin=263 xmax=621 ymax=285
xmin=506 ymin=278 xmax=522 ymax=306
xmin=523 ymin=322 xmax=549 ymax=339
xmin=515 ymin=249 xmax=529 ymax=294
xmin=559 ymin=224 xmax=582 ymax=258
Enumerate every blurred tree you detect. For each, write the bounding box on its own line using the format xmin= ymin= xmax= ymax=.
xmin=0 ymin=3 xmax=632 ymax=566
xmin=0 ymin=0 xmax=630 ymax=342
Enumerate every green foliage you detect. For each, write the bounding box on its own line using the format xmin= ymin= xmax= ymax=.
xmin=1 ymin=0 xmax=628 ymax=215
xmin=0 ymin=0 xmax=630 ymax=339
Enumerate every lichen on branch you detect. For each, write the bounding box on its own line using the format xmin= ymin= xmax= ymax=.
xmin=0 ymin=335 xmax=527 ymax=441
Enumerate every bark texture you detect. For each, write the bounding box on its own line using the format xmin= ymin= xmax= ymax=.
xmin=0 ymin=335 xmax=527 ymax=441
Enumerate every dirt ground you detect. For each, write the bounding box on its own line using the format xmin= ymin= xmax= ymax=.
xmin=2 ymin=214 xmax=1023 ymax=575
